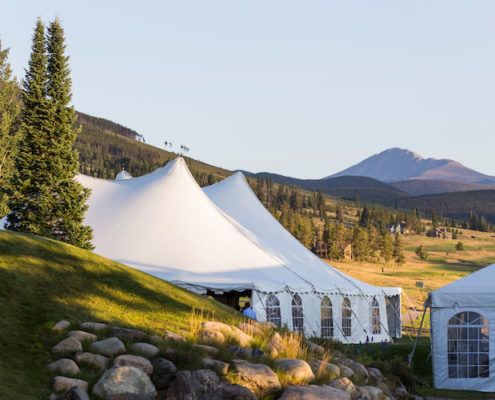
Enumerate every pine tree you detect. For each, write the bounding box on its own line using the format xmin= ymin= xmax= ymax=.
xmin=0 ymin=40 xmax=21 ymax=217
xmin=7 ymin=18 xmax=93 ymax=249
xmin=393 ymin=233 xmax=405 ymax=266
xmin=380 ymin=231 xmax=393 ymax=263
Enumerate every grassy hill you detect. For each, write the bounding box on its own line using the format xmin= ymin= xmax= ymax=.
xmin=0 ymin=230 xmax=239 ymax=399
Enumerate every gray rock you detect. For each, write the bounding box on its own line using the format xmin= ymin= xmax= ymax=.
xmin=228 ymin=345 xmax=265 ymax=359
xmin=47 ymin=359 xmax=80 ymax=375
xmin=60 ymin=385 xmax=90 ymax=400
xmin=358 ymin=386 xmax=384 ymax=400
xmin=201 ymin=358 xmax=229 ymax=375
xmin=237 ymin=322 xmax=262 ymax=336
xmin=394 ymin=386 xmax=408 ymax=398
xmin=202 ymin=321 xmax=232 ymax=335
xmin=232 ymin=359 xmax=281 ymax=397
xmin=130 ymin=342 xmax=160 ymax=358
xmin=164 ymin=330 xmax=186 ymax=342
xmin=266 ymin=332 xmax=283 ymax=353
xmin=329 ymin=377 xmax=356 ymax=394
xmin=151 ymin=358 xmax=177 ymax=390
xmin=280 ymin=385 xmax=351 ymax=400
xmin=92 ymin=366 xmax=157 ymax=398
xmin=52 ymin=337 xmax=83 ymax=354
xmin=52 ymin=320 xmax=71 ymax=332
xmin=303 ymin=338 xmax=324 ymax=354
xmin=201 ymin=328 xmax=225 ymax=344
xmin=340 ymin=365 xmax=355 ymax=378
xmin=111 ymin=327 xmax=148 ymax=342
xmin=67 ymin=330 xmax=97 ymax=343
xmin=74 ymin=352 xmax=109 ymax=370
xmin=114 ymin=354 xmax=153 ymax=375
xmin=310 ymin=360 xmax=340 ymax=380
xmin=53 ymin=377 xmax=88 ymax=393
xmin=349 ymin=361 xmax=369 ymax=382
xmin=80 ymin=321 xmax=108 ymax=331
xmin=368 ymin=368 xmax=383 ymax=382
xmin=210 ymin=383 xmax=257 ymax=400
xmin=149 ymin=335 xmax=164 ymax=344
xmin=230 ymin=326 xmax=254 ymax=346
xmin=91 ymin=337 xmax=126 ymax=356
xmin=274 ymin=359 xmax=315 ymax=383
xmin=166 ymin=369 xmax=219 ymax=400
xmin=191 ymin=343 xmax=219 ymax=355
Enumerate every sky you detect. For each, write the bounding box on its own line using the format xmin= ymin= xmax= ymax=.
xmin=2 ymin=1 xmax=495 ymax=179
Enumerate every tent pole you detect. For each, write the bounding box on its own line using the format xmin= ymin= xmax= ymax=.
xmin=408 ymin=295 xmax=431 ymax=367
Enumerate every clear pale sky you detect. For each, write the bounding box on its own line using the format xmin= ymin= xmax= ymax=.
xmin=2 ymin=1 xmax=494 ymax=178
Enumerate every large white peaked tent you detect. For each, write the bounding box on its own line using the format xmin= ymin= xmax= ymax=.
xmin=77 ymin=158 xmax=402 ymax=343
xmin=430 ymin=263 xmax=495 ymax=391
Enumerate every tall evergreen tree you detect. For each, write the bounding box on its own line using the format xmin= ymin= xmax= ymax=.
xmin=7 ymin=18 xmax=93 ymax=249
xmin=0 ymin=40 xmax=21 ymax=217
xmin=392 ymin=233 xmax=405 ymax=266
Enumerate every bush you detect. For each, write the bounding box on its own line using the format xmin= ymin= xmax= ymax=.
xmin=455 ymin=241 xmax=464 ymax=251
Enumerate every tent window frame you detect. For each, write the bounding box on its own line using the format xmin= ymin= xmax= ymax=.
xmin=447 ymin=311 xmax=489 ymax=379
xmin=292 ymin=294 xmax=304 ymax=333
xmin=266 ymin=295 xmax=281 ymax=327
xmin=321 ymin=296 xmax=333 ymax=338
xmin=371 ymin=297 xmax=381 ymax=335
xmin=342 ymin=297 xmax=352 ymax=337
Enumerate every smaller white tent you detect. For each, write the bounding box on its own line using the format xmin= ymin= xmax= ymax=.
xmin=430 ymin=263 xmax=495 ymax=391
xmin=115 ymin=169 xmax=133 ymax=181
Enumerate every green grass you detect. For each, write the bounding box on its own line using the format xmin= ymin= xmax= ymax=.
xmin=0 ymin=230 xmax=239 ymax=400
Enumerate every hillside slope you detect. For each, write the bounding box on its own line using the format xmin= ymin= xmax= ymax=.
xmin=0 ymin=230 xmax=238 ymax=400
xmin=391 ymin=179 xmax=495 ymax=196
xmin=327 ymin=147 xmax=495 ymax=184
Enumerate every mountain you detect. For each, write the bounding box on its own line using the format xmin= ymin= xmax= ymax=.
xmin=327 ymin=147 xmax=495 ymax=184
xmin=391 ymin=179 xmax=495 ymax=196
xmin=396 ymin=190 xmax=495 ymax=224
xmin=243 ymin=171 xmax=409 ymax=205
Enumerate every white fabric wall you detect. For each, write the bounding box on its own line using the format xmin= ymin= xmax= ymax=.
xmin=431 ymin=306 xmax=495 ymax=391
xmin=254 ymin=290 xmax=394 ymax=344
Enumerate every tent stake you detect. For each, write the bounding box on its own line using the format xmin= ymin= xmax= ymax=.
xmin=408 ymin=295 xmax=431 ymax=366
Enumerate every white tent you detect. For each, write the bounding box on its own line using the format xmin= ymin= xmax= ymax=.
xmin=115 ymin=169 xmax=133 ymax=181
xmin=430 ymin=264 xmax=495 ymax=391
xmin=75 ymin=158 xmax=401 ymax=342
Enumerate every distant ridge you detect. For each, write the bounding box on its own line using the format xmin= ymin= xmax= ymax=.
xmin=391 ymin=179 xmax=495 ymax=196
xmin=327 ymin=147 xmax=495 ymax=184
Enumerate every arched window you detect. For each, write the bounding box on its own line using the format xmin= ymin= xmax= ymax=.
xmin=342 ymin=298 xmax=352 ymax=337
xmin=448 ymin=311 xmax=489 ymax=378
xmin=371 ymin=298 xmax=381 ymax=335
xmin=321 ymin=296 xmax=333 ymax=338
xmin=292 ymin=294 xmax=304 ymax=332
xmin=266 ymin=295 xmax=281 ymax=327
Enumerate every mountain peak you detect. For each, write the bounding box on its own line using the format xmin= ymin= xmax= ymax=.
xmin=327 ymin=148 xmax=495 ymax=184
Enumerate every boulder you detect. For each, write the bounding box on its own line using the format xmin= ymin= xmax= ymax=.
xmin=280 ymin=385 xmax=351 ymax=400
xmin=164 ymin=330 xmax=186 ymax=342
xmin=231 ymin=359 xmax=281 ymax=397
xmin=166 ymin=369 xmax=219 ymax=400
xmin=274 ymin=359 xmax=315 ymax=384
xmin=237 ymin=322 xmax=263 ymax=336
xmin=329 ymin=377 xmax=356 ymax=394
xmin=191 ymin=344 xmax=219 ymax=355
xmin=67 ymin=330 xmax=97 ymax=343
xmin=348 ymin=361 xmax=369 ymax=382
xmin=303 ymin=338 xmax=324 ymax=354
xmin=394 ymin=386 xmax=408 ymax=398
xmin=201 ymin=358 xmax=229 ymax=375
xmin=202 ymin=321 xmax=232 ymax=336
xmin=80 ymin=321 xmax=108 ymax=331
xmin=368 ymin=368 xmax=383 ymax=382
xmin=111 ymin=327 xmax=149 ymax=342
xmin=130 ymin=342 xmax=160 ymax=358
xmin=114 ymin=354 xmax=153 ymax=375
xmin=74 ymin=352 xmax=109 ymax=370
xmin=358 ymin=386 xmax=384 ymax=400
xmin=60 ymin=385 xmax=90 ymax=400
xmin=210 ymin=383 xmax=258 ymax=400
xmin=340 ymin=366 xmax=355 ymax=378
xmin=52 ymin=337 xmax=83 ymax=354
xmin=310 ymin=360 xmax=340 ymax=380
xmin=91 ymin=337 xmax=126 ymax=356
xmin=52 ymin=320 xmax=71 ymax=332
xmin=201 ymin=328 xmax=225 ymax=344
xmin=47 ymin=359 xmax=80 ymax=375
xmin=53 ymin=377 xmax=88 ymax=393
xmin=228 ymin=345 xmax=265 ymax=359
xmin=149 ymin=335 xmax=164 ymax=344
xmin=230 ymin=326 xmax=254 ymax=346
xmin=92 ymin=366 xmax=157 ymax=398
xmin=266 ymin=332 xmax=283 ymax=353
xmin=151 ymin=358 xmax=177 ymax=390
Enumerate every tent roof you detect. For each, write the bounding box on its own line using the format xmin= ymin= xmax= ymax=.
xmin=115 ymin=170 xmax=133 ymax=181
xmin=77 ymin=158 xmax=312 ymax=294
xmin=204 ymin=172 xmax=401 ymax=297
xmin=431 ymin=263 xmax=495 ymax=308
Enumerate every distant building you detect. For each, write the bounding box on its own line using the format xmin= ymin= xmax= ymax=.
xmin=312 ymin=240 xmax=328 ymax=259
xmin=341 ymin=241 xmax=353 ymax=260
xmin=386 ymin=222 xmax=409 ymax=235
xmin=427 ymin=227 xmax=452 ymax=239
